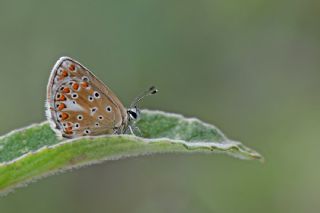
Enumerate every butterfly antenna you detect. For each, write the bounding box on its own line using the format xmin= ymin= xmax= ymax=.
xmin=130 ymin=86 xmax=158 ymax=108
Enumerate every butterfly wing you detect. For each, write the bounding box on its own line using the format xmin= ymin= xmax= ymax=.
xmin=46 ymin=57 xmax=128 ymax=138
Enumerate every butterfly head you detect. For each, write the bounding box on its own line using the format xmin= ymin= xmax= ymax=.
xmin=127 ymin=106 xmax=140 ymax=121
xmin=127 ymin=86 xmax=158 ymax=122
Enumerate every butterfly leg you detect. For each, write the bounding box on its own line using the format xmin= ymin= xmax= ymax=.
xmin=123 ymin=125 xmax=140 ymax=136
xmin=128 ymin=125 xmax=142 ymax=136
xmin=133 ymin=125 xmax=142 ymax=136
xmin=128 ymin=126 xmax=134 ymax=134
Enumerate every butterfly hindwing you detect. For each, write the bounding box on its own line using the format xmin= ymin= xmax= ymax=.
xmin=46 ymin=57 xmax=128 ymax=138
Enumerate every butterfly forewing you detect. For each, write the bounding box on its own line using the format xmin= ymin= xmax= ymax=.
xmin=46 ymin=57 xmax=128 ymax=138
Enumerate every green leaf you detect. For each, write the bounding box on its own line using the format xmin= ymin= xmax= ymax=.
xmin=0 ymin=110 xmax=262 ymax=195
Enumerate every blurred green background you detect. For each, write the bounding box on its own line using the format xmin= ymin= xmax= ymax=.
xmin=0 ymin=0 xmax=319 ymax=212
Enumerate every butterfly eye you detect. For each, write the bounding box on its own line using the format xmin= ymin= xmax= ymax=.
xmin=106 ymin=106 xmax=112 ymax=112
xmin=93 ymin=91 xmax=100 ymax=98
xmin=88 ymin=96 xmax=94 ymax=102
xmin=77 ymin=115 xmax=83 ymax=120
xmin=129 ymin=111 xmax=137 ymax=120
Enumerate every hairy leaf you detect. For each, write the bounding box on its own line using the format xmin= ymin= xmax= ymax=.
xmin=0 ymin=110 xmax=262 ymax=195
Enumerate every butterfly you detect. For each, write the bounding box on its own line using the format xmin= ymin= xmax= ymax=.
xmin=46 ymin=56 xmax=157 ymax=139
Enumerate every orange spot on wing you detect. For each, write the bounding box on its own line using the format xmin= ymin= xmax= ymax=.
xmin=61 ymin=70 xmax=68 ymax=77
xmin=61 ymin=112 xmax=69 ymax=120
xmin=63 ymin=87 xmax=70 ymax=93
xmin=57 ymin=94 xmax=66 ymax=101
xmin=64 ymin=125 xmax=74 ymax=135
xmin=69 ymin=64 xmax=75 ymax=71
xmin=58 ymin=103 xmax=66 ymax=111
xmin=72 ymin=83 xmax=79 ymax=90
xmin=81 ymin=81 xmax=89 ymax=88
xmin=65 ymin=129 xmax=73 ymax=135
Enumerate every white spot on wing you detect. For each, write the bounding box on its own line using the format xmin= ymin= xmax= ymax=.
xmin=62 ymin=60 xmax=70 ymax=68
xmin=65 ymin=100 xmax=85 ymax=111
xmin=90 ymin=107 xmax=98 ymax=116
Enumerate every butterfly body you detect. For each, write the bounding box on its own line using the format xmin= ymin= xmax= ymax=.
xmin=46 ymin=57 xmax=131 ymax=138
